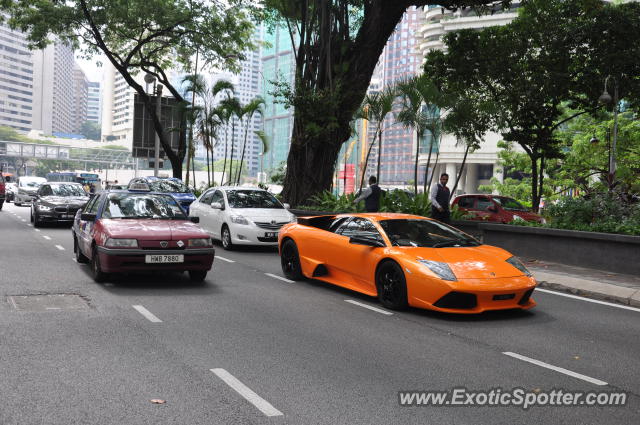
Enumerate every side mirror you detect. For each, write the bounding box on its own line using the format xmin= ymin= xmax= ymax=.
xmin=349 ymin=235 xmax=385 ymax=247
xmin=283 ymin=203 xmax=290 ymax=209
xmin=190 ymin=216 xmax=200 ymax=224
xmin=211 ymin=201 xmax=222 ymax=209
xmin=81 ymin=213 xmax=96 ymax=221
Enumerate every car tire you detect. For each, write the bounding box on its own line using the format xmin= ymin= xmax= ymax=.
xmin=375 ymin=260 xmax=408 ymax=311
xmin=189 ymin=270 xmax=207 ymax=282
xmin=74 ymin=235 xmax=89 ymax=264
xmin=221 ymin=225 xmax=233 ymax=251
xmin=91 ymin=246 xmax=108 ymax=283
xmin=33 ymin=211 xmax=42 ymax=228
xmin=280 ymin=239 xmax=304 ymax=281
xmin=0 ymin=201 xmax=3 ymax=210
xmin=14 ymin=200 xmax=21 ymax=206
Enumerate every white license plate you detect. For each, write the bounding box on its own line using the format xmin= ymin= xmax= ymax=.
xmin=265 ymin=232 xmax=278 ymax=238
xmin=145 ymin=254 xmax=184 ymax=263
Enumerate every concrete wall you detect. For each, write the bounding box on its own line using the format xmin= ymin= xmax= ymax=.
xmin=477 ymin=223 xmax=640 ymax=275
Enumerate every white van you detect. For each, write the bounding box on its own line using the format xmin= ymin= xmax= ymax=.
xmin=14 ymin=176 xmax=47 ymax=206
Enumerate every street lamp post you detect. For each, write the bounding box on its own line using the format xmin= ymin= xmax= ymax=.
xmin=598 ymin=76 xmax=619 ymax=188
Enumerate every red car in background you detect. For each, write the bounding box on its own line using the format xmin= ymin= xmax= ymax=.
xmin=452 ymin=194 xmax=545 ymax=224
xmin=72 ymin=186 xmax=215 ymax=283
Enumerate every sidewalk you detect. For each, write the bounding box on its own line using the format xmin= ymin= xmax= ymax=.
xmin=524 ymin=259 xmax=640 ymax=307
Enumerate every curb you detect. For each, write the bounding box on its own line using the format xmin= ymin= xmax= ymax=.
xmin=536 ymin=280 xmax=640 ymax=308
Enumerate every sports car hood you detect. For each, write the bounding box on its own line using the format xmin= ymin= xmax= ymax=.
xmin=230 ymin=208 xmax=292 ymax=222
xmin=100 ymin=219 xmax=207 ymax=240
xmin=412 ymin=245 xmax=522 ymax=279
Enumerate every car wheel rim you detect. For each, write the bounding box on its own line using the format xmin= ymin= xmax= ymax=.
xmin=282 ymin=245 xmax=296 ymax=274
xmin=380 ymin=266 xmax=401 ymax=303
xmin=222 ymin=229 xmax=230 ymax=247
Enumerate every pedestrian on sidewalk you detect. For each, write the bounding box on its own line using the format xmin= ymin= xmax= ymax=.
xmin=430 ymin=173 xmax=451 ymax=224
xmin=354 ymin=176 xmax=382 ymax=212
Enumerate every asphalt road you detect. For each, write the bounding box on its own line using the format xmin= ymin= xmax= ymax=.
xmin=1 ymin=201 xmax=639 ymax=425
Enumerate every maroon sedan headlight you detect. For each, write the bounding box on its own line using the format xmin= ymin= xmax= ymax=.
xmin=105 ymin=238 xmax=139 ymax=248
xmin=188 ymin=238 xmax=212 ymax=247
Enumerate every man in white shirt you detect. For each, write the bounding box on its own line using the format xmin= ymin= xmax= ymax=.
xmin=430 ymin=173 xmax=451 ymax=224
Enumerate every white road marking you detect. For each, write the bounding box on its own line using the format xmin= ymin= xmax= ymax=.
xmin=55 ymin=245 xmax=65 ymax=251
xmin=210 ymin=368 xmax=283 ymax=417
xmin=71 ymin=257 xmax=77 ymax=263
xmin=27 ymin=224 xmax=32 ymax=227
xmin=42 ymin=235 xmax=51 ymax=240
xmin=216 ymin=256 xmax=235 ymax=263
xmin=132 ymin=305 xmax=162 ymax=323
xmin=345 ymin=299 xmax=394 ymax=316
xmin=265 ymin=273 xmax=294 ymax=283
xmin=34 ymin=229 xmax=40 ymax=232
xmin=46 ymin=307 xmax=61 ymax=310
xmin=503 ymin=352 xmax=608 ymax=386
xmin=536 ymin=288 xmax=640 ymax=313
xmin=20 ymin=219 xmax=26 ymax=222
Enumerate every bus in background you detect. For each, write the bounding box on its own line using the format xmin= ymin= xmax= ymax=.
xmin=46 ymin=172 xmax=101 ymax=187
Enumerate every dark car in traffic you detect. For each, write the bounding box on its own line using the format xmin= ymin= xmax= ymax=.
xmin=0 ymin=172 xmax=5 ymax=210
xmin=127 ymin=176 xmax=197 ymax=213
xmin=72 ymin=186 xmax=215 ymax=282
xmin=452 ymin=194 xmax=545 ymax=224
xmin=30 ymin=182 xmax=90 ymax=227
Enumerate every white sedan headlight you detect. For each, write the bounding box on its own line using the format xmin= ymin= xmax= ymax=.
xmin=418 ymin=260 xmax=457 ymax=281
xmin=38 ymin=205 xmax=52 ymax=211
xmin=105 ymin=238 xmax=138 ymax=248
xmin=230 ymin=215 xmax=250 ymax=225
xmin=289 ymin=213 xmax=297 ymax=223
xmin=188 ymin=238 xmax=212 ymax=247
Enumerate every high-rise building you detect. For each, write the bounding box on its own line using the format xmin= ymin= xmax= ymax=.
xmin=260 ymin=24 xmax=295 ymax=175
xmin=32 ymin=41 xmax=76 ymax=135
xmin=414 ymin=5 xmax=519 ymax=193
xmin=377 ymin=7 xmax=426 ymax=186
xmin=100 ymin=62 xmax=136 ymax=145
xmin=87 ymin=81 xmax=101 ymax=123
xmin=210 ymin=42 xmax=263 ymax=179
xmin=0 ymin=21 xmax=34 ymax=133
xmin=71 ymin=64 xmax=88 ymax=133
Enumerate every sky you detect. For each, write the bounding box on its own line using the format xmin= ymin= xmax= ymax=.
xmin=76 ymin=54 xmax=106 ymax=83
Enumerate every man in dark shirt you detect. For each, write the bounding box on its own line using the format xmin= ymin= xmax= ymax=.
xmin=430 ymin=173 xmax=451 ymax=224
xmin=354 ymin=176 xmax=382 ymax=212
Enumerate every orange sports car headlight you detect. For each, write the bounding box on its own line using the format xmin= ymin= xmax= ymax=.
xmin=418 ymin=260 xmax=457 ymax=281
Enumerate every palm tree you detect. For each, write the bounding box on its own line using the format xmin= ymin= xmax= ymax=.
xmin=211 ymin=80 xmax=235 ymax=185
xmin=355 ymin=86 xmax=395 ymax=191
xmin=181 ymin=74 xmax=207 ymax=187
xmin=396 ymin=75 xmax=452 ymax=194
xmin=236 ymin=96 xmax=265 ymax=185
xmin=219 ymin=97 xmax=242 ymax=185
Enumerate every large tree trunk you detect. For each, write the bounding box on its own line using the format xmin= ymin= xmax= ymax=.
xmin=530 ymin=154 xmax=540 ymax=213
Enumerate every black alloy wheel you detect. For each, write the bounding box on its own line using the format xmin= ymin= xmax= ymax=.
xmin=280 ymin=239 xmax=303 ymax=280
xmin=189 ymin=270 xmax=207 ymax=282
xmin=74 ymin=235 xmax=89 ymax=264
xmin=91 ymin=246 xmax=108 ymax=283
xmin=221 ymin=225 xmax=233 ymax=251
xmin=375 ymin=261 xmax=408 ymax=310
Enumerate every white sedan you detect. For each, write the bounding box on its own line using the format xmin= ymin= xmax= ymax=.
xmin=189 ymin=186 xmax=296 ymax=250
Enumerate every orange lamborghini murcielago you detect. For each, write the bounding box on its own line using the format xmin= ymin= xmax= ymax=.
xmin=278 ymin=213 xmax=537 ymax=314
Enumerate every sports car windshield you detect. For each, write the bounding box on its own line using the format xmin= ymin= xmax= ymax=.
xmin=147 ymin=179 xmax=190 ymax=193
xmin=491 ymin=196 xmax=527 ymax=211
xmin=379 ymin=219 xmax=480 ymax=248
xmin=102 ymin=193 xmax=187 ymax=219
xmin=50 ymin=184 xmax=87 ymax=197
xmin=226 ymin=190 xmax=283 ymax=209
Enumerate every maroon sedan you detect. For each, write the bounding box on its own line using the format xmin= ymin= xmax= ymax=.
xmin=72 ymin=189 xmax=215 ymax=282
xmin=452 ymin=194 xmax=545 ymax=224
